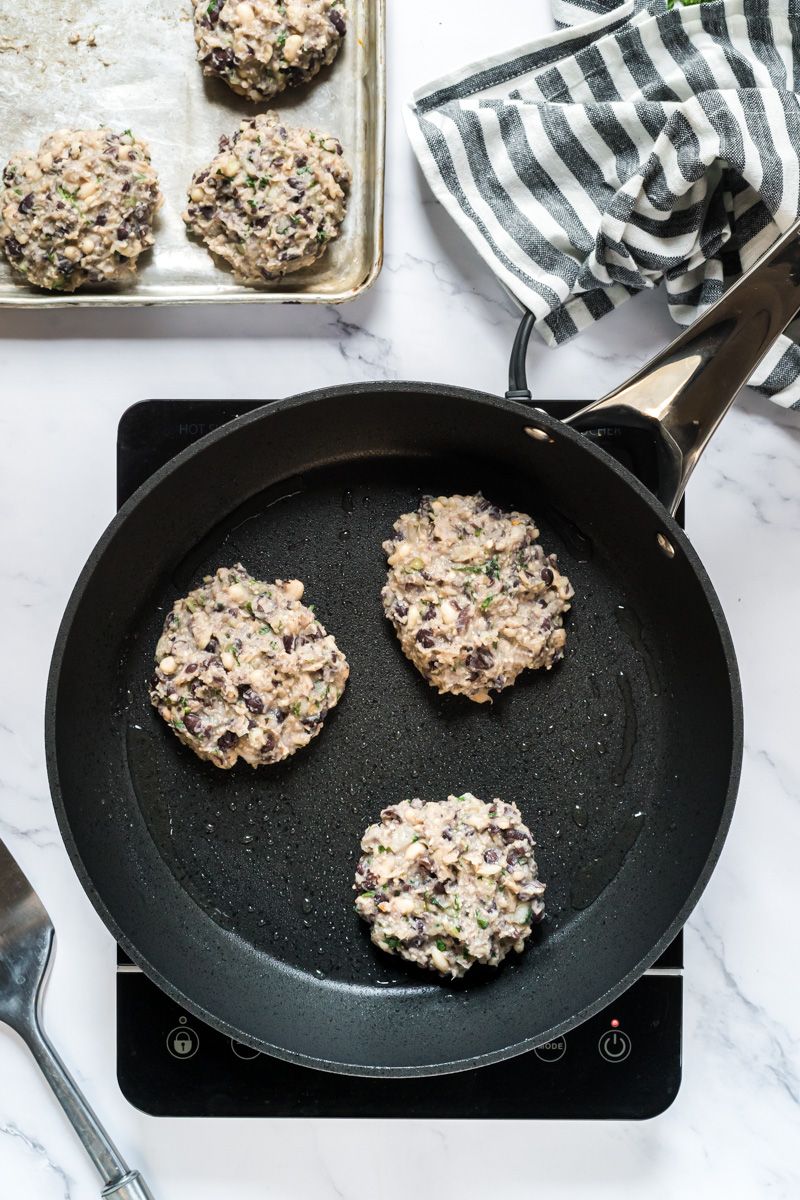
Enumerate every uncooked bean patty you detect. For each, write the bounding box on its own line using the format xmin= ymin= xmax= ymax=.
xmin=184 ymin=112 xmax=350 ymax=286
xmin=0 ymin=129 xmax=161 ymax=292
xmin=149 ymin=564 xmax=349 ymax=769
xmin=382 ymin=493 xmax=574 ymax=703
xmin=354 ymin=793 xmax=546 ymax=978
xmin=194 ymin=0 xmax=347 ymax=102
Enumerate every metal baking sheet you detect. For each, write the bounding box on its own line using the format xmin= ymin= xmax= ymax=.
xmin=0 ymin=0 xmax=384 ymax=306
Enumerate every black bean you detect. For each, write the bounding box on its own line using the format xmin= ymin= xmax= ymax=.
xmin=287 ymin=177 xmax=304 ymax=190
xmin=541 ymin=567 xmax=554 ymax=585
xmin=2 ymin=166 xmax=16 ymax=186
xmin=185 ymin=663 xmax=198 ymax=675
xmin=484 ymin=849 xmax=499 ymax=864
xmin=205 ymin=46 xmax=236 ymax=73
xmin=121 ymin=181 xmax=131 ymax=194
xmin=433 ymin=881 xmax=446 ymax=895
xmin=243 ymin=688 xmax=264 ymax=715
xmin=95 ymin=213 xmax=108 ymax=227
xmin=18 ymin=193 xmax=34 ymax=215
xmin=117 ymin=223 xmax=130 ymax=242
xmin=199 ymin=205 xmax=214 ymax=220
xmin=416 ymin=628 xmax=435 ymax=649
xmin=217 ymin=730 xmax=238 ymax=751
xmin=503 ymin=827 xmax=531 ymax=844
xmin=282 ymin=634 xmax=295 ymax=653
xmin=466 ymin=646 xmax=494 ymax=671
xmin=205 ymin=637 xmax=220 ymax=653
xmin=423 ymin=605 xmax=436 ymax=621
xmin=296 ymin=155 xmax=308 ymax=167
xmin=329 ymin=8 xmax=346 ymax=35
xmin=394 ymin=601 xmax=408 ymax=618
xmin=261 ymin=731 xmax=277 ymax=755
xmin=4 ymin=236 xmax=23 ymax=261
xmin=184 ymin=713 xmax=203 ymax=736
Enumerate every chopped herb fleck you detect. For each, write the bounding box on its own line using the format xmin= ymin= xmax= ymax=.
xmin=57 ymin=185 xmax=79 ymax=205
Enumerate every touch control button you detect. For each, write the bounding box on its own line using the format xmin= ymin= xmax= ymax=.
xmin=533 ymin=1036 xmax=567 ymax=1063
xmin=231 ymin=1039 xmax=260 ymax=1060
xmin=598 ymin=1029 xmax=631 ymax=1063
xmin=167 ymin=1024 xmax=199 ymax=1059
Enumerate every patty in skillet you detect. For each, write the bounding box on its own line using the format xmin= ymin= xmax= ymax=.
xmin=0 ymin=128 xmax=161 ymax=292
xmin=193 ymin=0 xmax=347 ymax=102
xmin=354 ymin=793 xmax=546 ymax=979
xmin=149 ymin=564 xmax=349 ymax=768
xmin=184 ymin=112 xmax=350 ymax=286
xmin=382 ymin=493 xmax=574 ymax=703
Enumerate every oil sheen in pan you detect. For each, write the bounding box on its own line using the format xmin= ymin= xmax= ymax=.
xmin=120 ymin=460 xmax=671 ymax=986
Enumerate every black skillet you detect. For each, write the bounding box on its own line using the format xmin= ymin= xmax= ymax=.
xmin=45 ymin=223 xmax=800 ymax=1077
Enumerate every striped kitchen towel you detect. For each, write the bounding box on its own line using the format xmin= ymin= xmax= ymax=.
xmin=405 ymin=0 xmax=800 ymax=408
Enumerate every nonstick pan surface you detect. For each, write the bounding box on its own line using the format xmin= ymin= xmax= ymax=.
xmin=46 ymin=383 xmax=741 ymax=1076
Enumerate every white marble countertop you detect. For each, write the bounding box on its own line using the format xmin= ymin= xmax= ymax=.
xmin=1 ymin=3 xmax=800 ymax=1197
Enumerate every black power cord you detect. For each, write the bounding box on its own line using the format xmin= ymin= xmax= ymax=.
xmin=506 ymin=310 xmax=535 ymax=401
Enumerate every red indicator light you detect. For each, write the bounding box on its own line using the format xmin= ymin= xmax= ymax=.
xmin=610 ymin=1019 xmax=620 ymax=1028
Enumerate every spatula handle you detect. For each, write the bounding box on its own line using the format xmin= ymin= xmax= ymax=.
xmin=26 ymin=1022 xmax=155 ymax=1200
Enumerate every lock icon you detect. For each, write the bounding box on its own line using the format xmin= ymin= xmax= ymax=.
xmin=167 ymin=1025 xmax=199 ymax=1059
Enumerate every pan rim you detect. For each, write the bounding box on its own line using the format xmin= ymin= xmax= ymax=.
xmin=45 ymin=381 xmax=744 ymax=1076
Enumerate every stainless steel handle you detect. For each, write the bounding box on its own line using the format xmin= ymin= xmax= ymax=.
xmin=24 ymin=1022 xmax=155 ymax=1200
xmin=565 ymin=218 xmax=800 ymax=514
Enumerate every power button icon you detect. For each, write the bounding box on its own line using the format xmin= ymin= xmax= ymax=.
xmin=167 ymin=1021 xmax=199 ymax=1059
xmin=598 ymin=1029 xmax=631 ymax=1063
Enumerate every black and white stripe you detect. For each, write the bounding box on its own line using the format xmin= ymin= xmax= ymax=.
xmin=406 ymin=0 xmax=800 ymax=408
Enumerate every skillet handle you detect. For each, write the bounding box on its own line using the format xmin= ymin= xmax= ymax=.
xmin=564 ymin=218 xmax=800 ymax=515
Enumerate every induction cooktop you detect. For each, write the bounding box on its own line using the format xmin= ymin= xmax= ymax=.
xmin=115 ymin=397 xmax=682 ymax=1120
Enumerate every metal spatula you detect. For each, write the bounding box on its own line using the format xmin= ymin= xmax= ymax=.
xmin=0 ymin=838 xmax=155 ymax=1200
